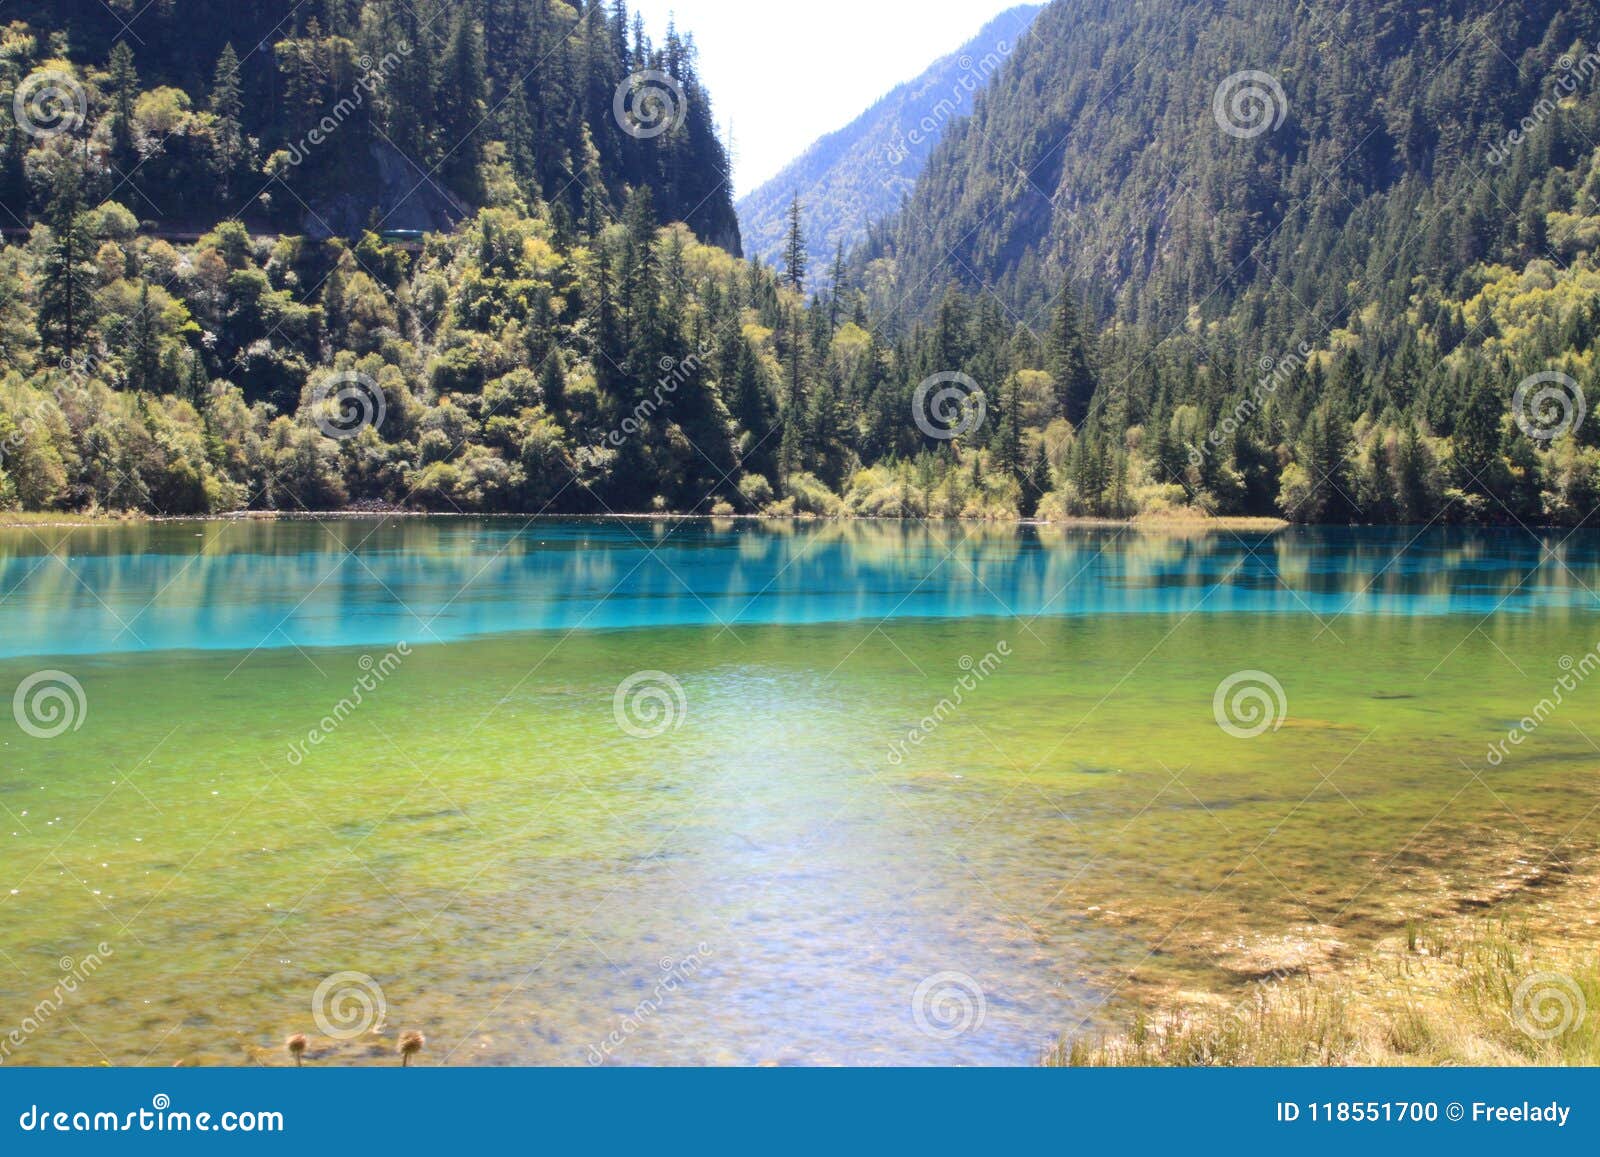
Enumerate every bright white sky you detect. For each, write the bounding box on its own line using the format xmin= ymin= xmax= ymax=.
xmin=629 ymin=0 xmax=1030 ymax=195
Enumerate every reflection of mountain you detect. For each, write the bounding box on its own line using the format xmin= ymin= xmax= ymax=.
xmin=737 ymin=5 xmax=1043 ymax=281
xmin=2 ymin=521 xmax=1596 ymax=659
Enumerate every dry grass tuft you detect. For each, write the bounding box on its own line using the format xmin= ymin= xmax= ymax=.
xmin=1050 ymin=920 xmax=1599 ymax=1067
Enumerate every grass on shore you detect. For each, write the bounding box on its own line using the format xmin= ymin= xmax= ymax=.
xmin=1050 ymin=919 xmax=1598 ymax=1067
xmin=0 ymin=507 xmax=1293 ymax=531
xmin=0 ymin=509 xmax=147 ymax=528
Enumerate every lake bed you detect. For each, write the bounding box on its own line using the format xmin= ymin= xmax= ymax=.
xmin=1 ymin=519 xmax=1596 ymax=1065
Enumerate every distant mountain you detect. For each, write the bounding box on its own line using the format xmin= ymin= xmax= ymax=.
xmin=737 ymin=5 xmax=1042 ymax=282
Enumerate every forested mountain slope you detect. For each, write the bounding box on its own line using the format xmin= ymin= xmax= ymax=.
xmin=846 ymin=0 xmax=1600 ymax=525
xmin=738 ymin=5 xmax=1040 ymax=281
xmin=860 ymin=0 xmax=1599 ymax=333
xmin=2 ymin=0 xmax=740 ymax=249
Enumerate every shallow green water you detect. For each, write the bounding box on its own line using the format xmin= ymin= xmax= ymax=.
xmin=1 ymin=519 xmax=1597 ymax=1065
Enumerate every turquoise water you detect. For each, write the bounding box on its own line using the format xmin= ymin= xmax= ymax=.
xmin=2 ymin=519 xmax=1599 ymax=658
xmin=2 ymin=518 xmax=1599 ymax=1067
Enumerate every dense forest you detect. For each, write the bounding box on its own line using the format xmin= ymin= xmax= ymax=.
xmin=2 ymin=0 xmax=1599 ymax=525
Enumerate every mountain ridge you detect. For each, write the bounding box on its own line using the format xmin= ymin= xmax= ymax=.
xmin=737 ymin=5 xmax=1042 ymax=282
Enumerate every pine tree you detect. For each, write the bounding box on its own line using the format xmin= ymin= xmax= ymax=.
xmin=1452 ymin=380 xmax=1504 ymax=496
xmin=997 ymin=375 xmax=1023 ymax=479
xmin=934 ymin=285 xmax=971 ymax=370
xmin=125 ymin=282 xmax=161 ymax=394
xmin=1397 ymin=424 xmax=1432 ymax=521
xmin=779 ymin=305 xmax=806 ymax=481
xmin=827 ymin=240 xmax=847 ymax=332
xmin=440 ymin=8 xmax=491 ymax=197
xmin=1046 ymin=292 xmax=1096 ymax=427
xmin=108 ymin=41 xmax=140 ymax=167
xmin=185 ymin=349 xmax=209 ymax=405
xmin=210 ymin=43 xmax=245 ymax=198
xmin=783 ymin=195 xmax=807 ymax=293
xmin=38 ymin=176 xmax=98 ymax=364
xmin=733 ymin=337 xmax=777 ymax=483
xmin=1028 ymin=444 xmax=1054 ymax=508
xmin=1362 ymin=433 xmax=1397 ymax=522
xmin=539 ymin=354 xmax=566 ymax=411
xmin=1 ymin=117 xmax=29 ymax=215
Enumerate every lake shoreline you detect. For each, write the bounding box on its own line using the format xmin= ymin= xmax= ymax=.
xmin=0 ymin=508 xmax=1300 ymax=533
xmin=13 ymin=508 xmax=1600 ymax=535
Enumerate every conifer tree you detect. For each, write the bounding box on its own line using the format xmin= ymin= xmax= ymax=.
xmin=125 ymin=282 xmax=161 ymax=394
xmin=210 ymin=43 xmax=245 ymax=197
xmin=1046 ymin=292 xmax=1096 ymax=427
xmin=38 ymin=176 xmax=97 ymax=364
xmin=440 ymin=7 xmax=490 ymax=198
xmin=783 ymin=195 xmax=807 ymax=293
xmin=108 ymin=41 xmax=140 ymax=166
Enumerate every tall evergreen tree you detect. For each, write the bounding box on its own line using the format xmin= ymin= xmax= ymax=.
xmin=210 ymin=43 xmax=245 ymax=197
xmin=1046 ymin=292 xmax=1096 ymax=427
xmin=107 ymin=41 xmax=140 ymax=166
xmin=783 ymin=195 xmax=807 ymax=293
xmin=38 ymin=176 xmax=98 ymax=364
xmin=440 ymin=7 xmax=491 ymax=198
